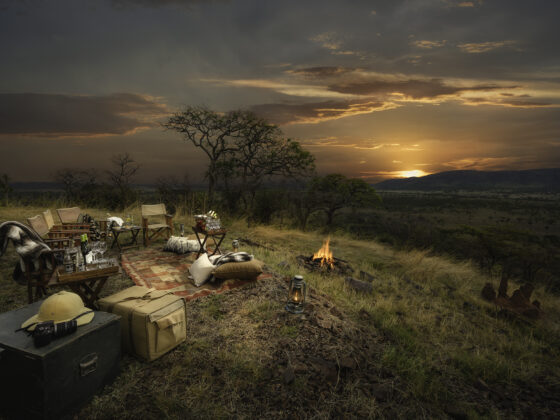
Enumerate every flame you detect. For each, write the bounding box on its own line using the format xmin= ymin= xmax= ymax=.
xmin=313 ymin=237 xmax=335 ymax=269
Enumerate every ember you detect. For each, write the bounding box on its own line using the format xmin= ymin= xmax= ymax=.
xmin=297 ymin=238 xmax=354 ymax=275
xmin=313 ymin=237 xmax=334 ymax=269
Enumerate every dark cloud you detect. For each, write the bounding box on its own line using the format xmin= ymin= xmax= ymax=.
xmin=110 ymin=0 xmax=210 ymax=8
xmin=463 ymin=97 xmax=553 ymax=108
xmin=328 ymin=78 xmax=511 ymax=99
xmin=287 ymin=66 xmax=358 ymax=78
xmin=251 ymin=100 xmax=391 ymax=125
xmin=0 ymin=93 xmax=167 ymax=137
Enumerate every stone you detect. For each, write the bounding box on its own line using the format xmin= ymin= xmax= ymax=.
xmin=316 ymin=315 xmax=333 ymax=330
xmin=481 ymin=283 xmax=496 ymax=301
xmin=474 ymin=378 xmax=489 ymax=391
xmin=292 ymin=362 xmax=308 ymax=373
xmin=339 ymin=356 xmax=356 ymax=370
xmin=371 ymin=383 xmax=392 ymax=401
xmin=277 ymin=261 xmax=290 ymax=269
xmin=320 ymin=361 xmax=338 ymax=384
xmin=283 ymin=366 xmax=295 ymax=384
xmin=358 ymin=309 xmax=371 ymax=320
xmin=344 ymin=277 xmax=373 ymax=294
xmin=359 ymin=270 xmax=375 ymax=283
xmin=329 ymin=306 xmax=343 ymax=319
xmin=445 ymin=406 xmax=468 ymax=420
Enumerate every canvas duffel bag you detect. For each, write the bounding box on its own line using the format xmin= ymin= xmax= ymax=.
xmin=98 ymin=286 xmax=186 ymax=361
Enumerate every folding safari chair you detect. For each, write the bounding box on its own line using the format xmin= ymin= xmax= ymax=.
xmin=141 ymin=204 xmax=173 ymax=246
xmin=26 ymin=214 xmax=74 ymax=249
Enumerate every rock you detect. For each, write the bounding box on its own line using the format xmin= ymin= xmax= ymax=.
xmin=463 ymin=301 xmax=478 ymax=311
xmin=481 ymin=283 xmax=496 ymax=301
xmin=445 ymin=406 xmax=468 ymax=420
xmin=345 ymin=277 xmax=373 ymax=294
xmin=292 ymin=362 xmax=307 ymax=373
xmin=510 ymin=289 xmax=530 ymax=307
xmin=359 ymin=270 xmax=375 ymax=283
xmin=329 ymin=306 xmax=343 ymax=319
xmin=283 ymin=366 xmax=295 ymax=384
xmin=339 ymin=356 xmax=356 ymax=370
xmin=316 ymin=317 xmax=333 ymax=330
xmin=498 ymin=275 xmax=509 ymax=298
xmin=320 ymin=361 xmax=338 ymax=384
xmin=358 ymin=309 xmax=371 ymax=320
xmin=474 ymin=378 xmax=489 ymax=391
xmin=371 ymin=383 xmax=392 ymax=401
xmin=277 ymin=261 xmax=290 ymax=269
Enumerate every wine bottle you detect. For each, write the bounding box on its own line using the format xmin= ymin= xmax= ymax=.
xmin=80 ymin=234 xmax=89 ymax=267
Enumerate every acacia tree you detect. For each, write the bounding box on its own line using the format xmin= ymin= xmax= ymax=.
xmin=309 ymin=174 xmax=380 ymax=228
xmin=163 ymin=107 xmax=315 ymax=208
xmin=107 ymin=152 xmax=140 ymax=210
xmin=218 ymin=112 xmax=315 ymax=211
xmin=163 ymin=106 xmax=242 ymax=204
xmin=55 ymin=168 xmax=100 ymax=204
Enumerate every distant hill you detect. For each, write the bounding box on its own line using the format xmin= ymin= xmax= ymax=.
xmin=374 ymin=168 xmax=560 ymax=192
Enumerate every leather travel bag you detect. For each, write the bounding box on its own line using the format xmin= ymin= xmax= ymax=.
xmin=98 ymin=286 xmax=186 ymax=361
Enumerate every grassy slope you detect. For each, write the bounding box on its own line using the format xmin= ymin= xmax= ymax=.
xmin=1 ymin=207 xmax=559 ymax=418
xmin=227 ymin=220 xmax=560 ymax=411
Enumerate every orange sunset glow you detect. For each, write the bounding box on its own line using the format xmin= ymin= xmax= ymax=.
xmin=396 ymin=170 xmax=430 ymax=178
xmin=0 ymin=1 xmax=558 ymax=184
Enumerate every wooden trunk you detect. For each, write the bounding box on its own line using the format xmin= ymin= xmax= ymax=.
xmin=0 ymin=301 xmax=121 ymax=419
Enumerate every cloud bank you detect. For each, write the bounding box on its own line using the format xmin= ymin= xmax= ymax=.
xmin=0 ymin=93 xmax=167 ymax=137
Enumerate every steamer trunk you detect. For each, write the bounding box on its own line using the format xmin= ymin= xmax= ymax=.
xmin=0 ymin=300 xmax=121 ymax=419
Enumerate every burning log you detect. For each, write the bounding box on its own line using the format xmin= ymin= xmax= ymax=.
xmin=297 ymin=237 xmax=354 ymax=275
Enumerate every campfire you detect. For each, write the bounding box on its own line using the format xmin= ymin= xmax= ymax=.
xmin=297 ymin=237 xmax=353 ymax=275
xmin=313 ymin=237 xmax=334 ymax=269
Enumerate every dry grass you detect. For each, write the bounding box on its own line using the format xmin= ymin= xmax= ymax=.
xmin=1 ymin=207 xmax=559 ymax=418
xmin=226 ymin=220 xmax=560 ymax=413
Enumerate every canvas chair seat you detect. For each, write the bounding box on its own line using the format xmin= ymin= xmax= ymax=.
xmin=147 ymin=223 xmax=170 ymax=230
xmin=27 ymin=214 xmax=75 ymax=249
xmin=56 ymin=207 xmax=82 ymax=224
xmin=141 ymin=204 xmax=173 ymax=246
xmin=52 ymin=208 xmax=92 ymax=239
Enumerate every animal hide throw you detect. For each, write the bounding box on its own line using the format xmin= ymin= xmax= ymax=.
xmin=164 ymin=236 xmax=204 ymax=254
xmin=212 ymin=252 xmax=253 ymax=267
xmin=0 ymin=221 xmax=54 ymax=284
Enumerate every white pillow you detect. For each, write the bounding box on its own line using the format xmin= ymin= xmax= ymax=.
xmin=189 ymin=253 xmax=215 ymax=286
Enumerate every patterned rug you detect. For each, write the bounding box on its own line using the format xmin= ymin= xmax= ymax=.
xmin=121 ymin=248 xmax=271 ymax=301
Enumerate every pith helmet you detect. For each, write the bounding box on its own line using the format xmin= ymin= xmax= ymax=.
xmin=21 ymin=291 xmax=94 ymax=331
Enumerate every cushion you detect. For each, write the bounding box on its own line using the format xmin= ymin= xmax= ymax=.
xmin=212 ymin=259 xmax=264 ymax=280
xmin=189 ymin=253 xmax=215 ymax=286
xmin=164 ymin=236 xmax=203 ymax=254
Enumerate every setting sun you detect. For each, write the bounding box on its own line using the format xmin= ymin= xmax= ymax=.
xmin=396 ymin=170 xmax=429 ymax=178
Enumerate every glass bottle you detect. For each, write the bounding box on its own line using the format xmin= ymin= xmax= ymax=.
xmin=63 ymin=248 xmax=74 ymax=273
xmin=80 ymin=234 xmax=89 ymax=267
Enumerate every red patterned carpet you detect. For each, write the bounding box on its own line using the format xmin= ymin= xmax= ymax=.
xmin=121 ymin=248 xmax=271 ymax=301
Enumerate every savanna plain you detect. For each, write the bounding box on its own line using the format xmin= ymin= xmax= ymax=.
xmin=0 ymin=190 xmax=559 ymax=419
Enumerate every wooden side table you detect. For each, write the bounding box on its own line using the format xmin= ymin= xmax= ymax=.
xmin=49 ymin=263 xmax=119 ymax=309
xmin=192 ymin=226 xmax=227 ymax=258
xmin=110 ymin=225 xmax=142 ymax=251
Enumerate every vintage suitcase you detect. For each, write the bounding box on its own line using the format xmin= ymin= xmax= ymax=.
xmin=98 ymin=286 xmax=187 ymax=361
xmin=0 ymin=300 xmax=121 ymax=419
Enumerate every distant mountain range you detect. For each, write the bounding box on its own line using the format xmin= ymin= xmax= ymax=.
xmin=374 ymin=168 xmax=560 ymax=192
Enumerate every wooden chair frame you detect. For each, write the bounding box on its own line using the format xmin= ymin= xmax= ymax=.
xmin=50 ymin=208 xmax=92 ymax=239
xmin=141 ymin=204 xmax=173 ymax=246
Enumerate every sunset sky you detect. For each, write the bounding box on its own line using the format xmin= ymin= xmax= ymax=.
xmin=1 ymin=0 xmax=559 ymax=184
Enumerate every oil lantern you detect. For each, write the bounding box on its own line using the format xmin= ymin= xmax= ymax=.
xmin=285 ymin=275 xmax=307 ymax=314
